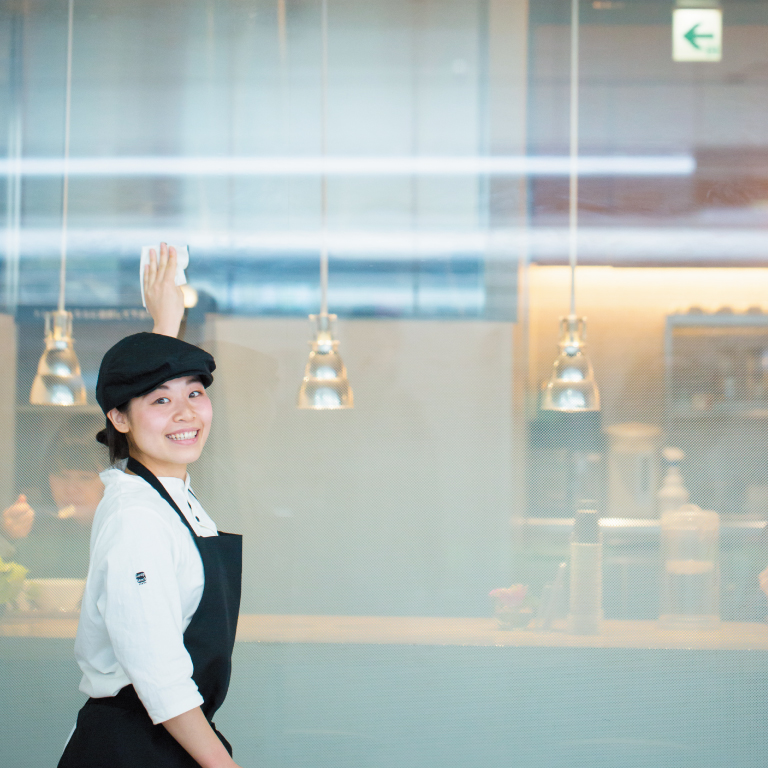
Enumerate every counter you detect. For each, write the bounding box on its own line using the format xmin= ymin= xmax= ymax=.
xmin=3 ymin=614 xmax=768 ymax=768
xmin=4 ymin=613 xmax=768 ymax=650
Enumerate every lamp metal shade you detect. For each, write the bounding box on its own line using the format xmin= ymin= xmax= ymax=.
xmin=30 ymin=310 xmax=87 ymax=406
xmin=541 ymin=315 xmax=600 ymax=412
xmin=297 ymin=313 xmax=353 ymax=410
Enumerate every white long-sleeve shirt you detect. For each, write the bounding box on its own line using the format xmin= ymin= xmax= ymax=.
xmin=74 ymin=462 xmax=218 ymax=725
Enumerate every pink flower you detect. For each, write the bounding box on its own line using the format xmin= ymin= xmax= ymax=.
xmin=489 ymin=584 xmax=528 ymax=609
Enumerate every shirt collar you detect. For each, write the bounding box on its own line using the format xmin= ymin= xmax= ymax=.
xmin=158 ymin=473 xmax=191 ymax=495
xmin=101 ymin=460 xmax=191 ymax=490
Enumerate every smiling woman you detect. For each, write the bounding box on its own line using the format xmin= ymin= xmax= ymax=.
xmin=57 ymin=245 xmax=245 ymax=768
xmin=98 ymin=358 xmax=214 ymax=478
xmin=110 ymin=375 xmax=214 ymax=480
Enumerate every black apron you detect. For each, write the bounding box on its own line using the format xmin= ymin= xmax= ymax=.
xmin=58 ymin=458 xmax=242 ymax=768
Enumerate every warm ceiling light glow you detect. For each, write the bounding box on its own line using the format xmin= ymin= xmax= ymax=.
xmin=180 ymin=284 xmax=199 ymax=308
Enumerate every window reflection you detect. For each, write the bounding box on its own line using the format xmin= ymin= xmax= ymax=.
xmin=2 ymin=1 xmax=768 ymax=767
xmin=5 ymin=413 xmax=105 ymax=579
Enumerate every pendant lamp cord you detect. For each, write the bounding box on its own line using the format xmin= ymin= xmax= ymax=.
xmin=277 ymin=0 xmax=287 ymax=64
xmin=319 ymin=0 xmax=329 ymax=316
xmin=58 ymin=0 xmax=74 ymax=314
xmin=568 ymin=0 xmax=579 ymax=318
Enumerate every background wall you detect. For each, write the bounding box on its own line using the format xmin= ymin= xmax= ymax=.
xmin=195 ymin=315 xmax=520 ymax=616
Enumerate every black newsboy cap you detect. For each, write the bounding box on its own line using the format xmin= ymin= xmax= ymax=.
xmin=96 ymin=332 xmax=215 ymax=414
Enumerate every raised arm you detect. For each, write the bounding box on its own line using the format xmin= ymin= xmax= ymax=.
xmin=1 ymin=494 xmax=35 ymax=540
xmin=144 ymin=242 xmax=185 ymax=338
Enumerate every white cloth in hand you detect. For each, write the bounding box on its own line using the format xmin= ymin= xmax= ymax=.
xmin=140 ymin=245 xmax=189 ymax=308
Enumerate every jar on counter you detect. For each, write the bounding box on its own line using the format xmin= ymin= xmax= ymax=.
xmin=659 ymin=504 xmax=720 ymax=631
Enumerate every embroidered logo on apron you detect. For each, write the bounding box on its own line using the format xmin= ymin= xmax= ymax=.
xmin=135 ymin=572 xmax=147 ymax=585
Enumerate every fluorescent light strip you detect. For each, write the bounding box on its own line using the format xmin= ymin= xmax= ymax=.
xmin=0 ymin=155 xmax=695 ymax=177
xmin=7 ymin=226 xmax=764 ymax=261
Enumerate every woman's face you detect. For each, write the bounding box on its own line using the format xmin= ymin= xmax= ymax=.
xmin=48 ymin=470 xmax=104 ymax=524
xmin=108 ymin=376 xmax=213 ymax=479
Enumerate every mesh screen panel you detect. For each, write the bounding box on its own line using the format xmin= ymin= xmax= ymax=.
xmin=2 ymin=2 xmax=768 ymax=767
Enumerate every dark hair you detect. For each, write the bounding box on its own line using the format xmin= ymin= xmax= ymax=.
xmin=46 ymin=413 xmax=109 ymax=474
xmin=96 ymin=402 xmax=131 ymax=465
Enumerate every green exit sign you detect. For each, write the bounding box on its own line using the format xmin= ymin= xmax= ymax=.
xmin=673 ymin=8 xmax=722 ymax=62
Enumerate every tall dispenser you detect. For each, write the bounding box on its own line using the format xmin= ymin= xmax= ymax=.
xmin=659 ymin=503 xmax=720 ymax=630
xmin=568 ymin=507 xmax=603 ymax=635
xmin=657 ymin=447 xmax=689 ymax=515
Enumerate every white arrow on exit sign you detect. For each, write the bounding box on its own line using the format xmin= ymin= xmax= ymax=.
xmin=673 ymin=8 xmax=722 ymax=62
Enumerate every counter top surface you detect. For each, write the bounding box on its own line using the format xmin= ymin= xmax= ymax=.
xmin=3 ymin=614 xmax=768 ymax=649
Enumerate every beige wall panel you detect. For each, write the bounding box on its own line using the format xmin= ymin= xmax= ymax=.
xmin=196 ymin=316 xmax=515 ymax=615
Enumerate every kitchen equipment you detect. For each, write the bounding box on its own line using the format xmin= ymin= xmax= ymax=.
xmin=568 ymin=508 xmax=603 ymax=635
xmin=659 ymin=504 xmax=719 ymax=630
xmin=605 ymin=422 xmax=661 ymax=518
xmin=657 ymin=447 xmax=689 ymax=515
xmin=27 ymin=578 xmax=85 ymax=614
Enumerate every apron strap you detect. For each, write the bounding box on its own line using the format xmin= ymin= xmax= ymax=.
xmin=125 ymin=457 xmax=198 ymax=538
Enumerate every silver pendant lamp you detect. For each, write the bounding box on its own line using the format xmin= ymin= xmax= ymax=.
xmin=541 ymin=0 xmax=600 ymax=413
xmin=30 ymin=0 xmax=87 ymax=407
xmin=297 ymin=0 xmax=353 ymax=410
